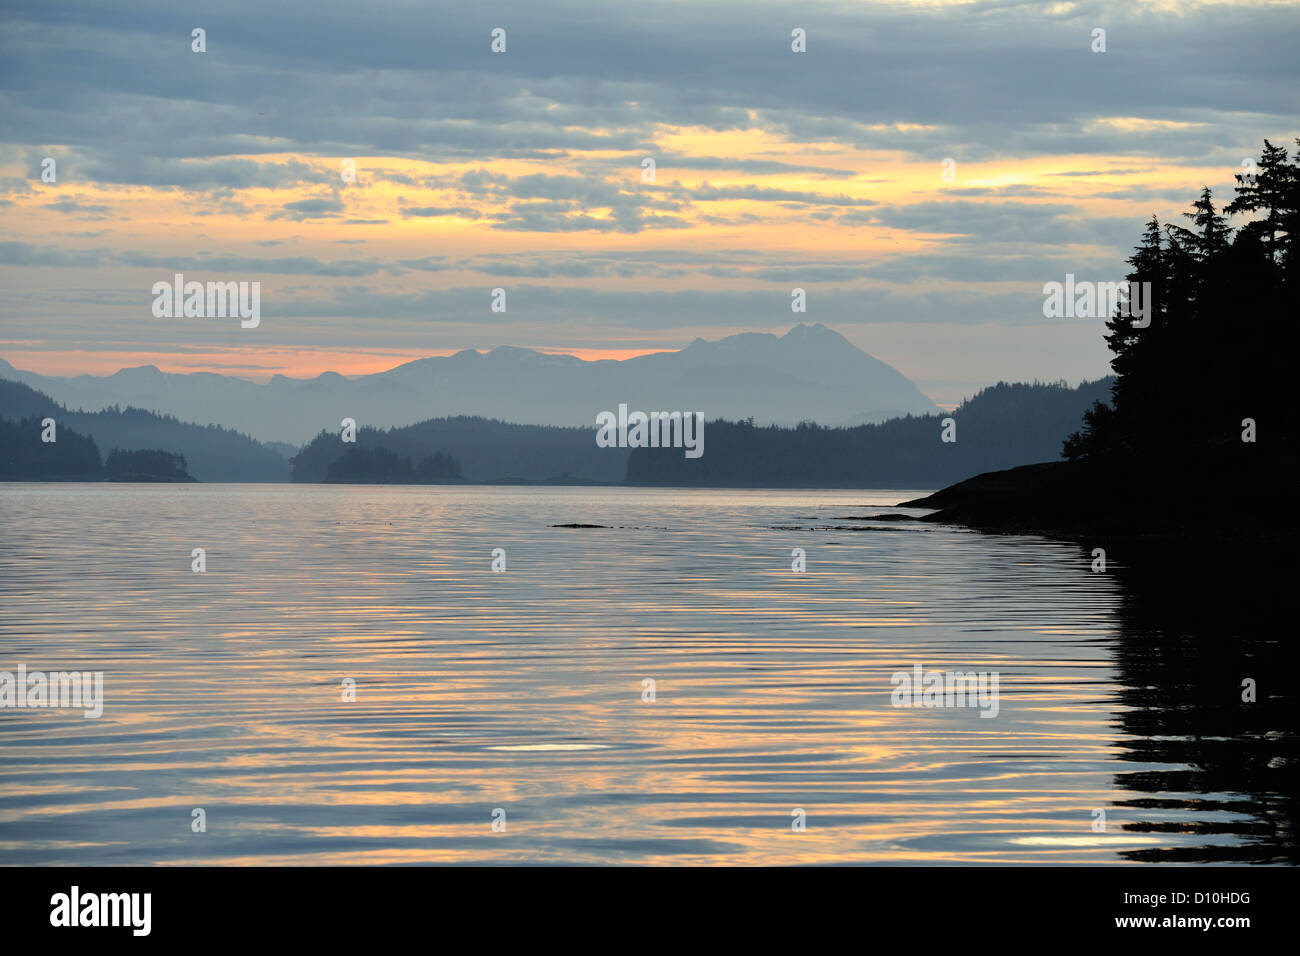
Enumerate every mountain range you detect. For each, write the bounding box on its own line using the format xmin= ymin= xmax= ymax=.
xmin=0 ymin=324 xmax=938 ymax=444
xmin=1 ymin=369 xmax=1114 ymax=487
xmin=0 ymin=378 xmax=290 ymax=481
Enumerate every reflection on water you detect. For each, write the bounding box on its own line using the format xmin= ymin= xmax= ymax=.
xmin=0 ymin=484 xmax=1292 ymax=864
xmin=1105 ymin=544 xmax=1299 ymax=863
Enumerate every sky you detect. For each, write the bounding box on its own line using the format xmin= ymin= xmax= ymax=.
xmin=1 ymin=0 xmax=1297 ymax=407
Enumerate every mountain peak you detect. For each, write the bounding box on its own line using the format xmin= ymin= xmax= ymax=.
xmin=683 ymin=324 xmax=856 ymax=356
xmin=486 ymin=345 xmax=544 ymax=360
xmin=782 ymin=322 xmax=850 ymax=346
xmin=108 ymin=365 xmax=164 ymax=381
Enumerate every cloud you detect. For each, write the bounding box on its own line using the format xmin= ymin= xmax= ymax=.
xmin=865 ymin=200 xmax=1136 ymax=248
xmin=0 ymin=241 xmax=108 ymax=267
xmin=1 ymin=0 xmax=1294 ymax=392
xmin=0 ymin=241 xmax=394 ymax=276
xmin=74 ymin=155 xmax=334 ymax=189
xmin=687 ymin=183 xmax=877 ymax=207
xmin=1 ymin=0 xmax=1293 ymax=167
xmin=43 ymin=198 xmax=110 ymax=216
xmin=270 ymin=197 xmax=346 ymax=220
xmin=401 ymin=206 xmax=481 ymax=218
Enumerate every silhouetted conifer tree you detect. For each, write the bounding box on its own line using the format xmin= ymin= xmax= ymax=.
xmin=1066 ymin=139 xmax=1298 ymax=461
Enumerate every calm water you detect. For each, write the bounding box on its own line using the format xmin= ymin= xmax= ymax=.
xmin=0 ymin=484 xmax=1294 ymax=865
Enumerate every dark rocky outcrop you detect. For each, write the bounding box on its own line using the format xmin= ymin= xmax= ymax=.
xmin=902 ymin=454 xmax=1294 ymax=546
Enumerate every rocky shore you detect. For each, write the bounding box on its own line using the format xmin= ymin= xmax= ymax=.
xmin=900 ymin=454 xmax=1293 ymax=547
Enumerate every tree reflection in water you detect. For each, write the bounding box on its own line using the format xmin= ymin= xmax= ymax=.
xmin=1105 ymin=540 xmax=1298 ymax=862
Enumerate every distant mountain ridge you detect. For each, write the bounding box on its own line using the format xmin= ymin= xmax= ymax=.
xmin=2 ymin=373 xmax=1112 ymax=487
xmin=0 ymin=324 xmax=939 ymax=444
xmin=286 ymin=378 xmax=1114 ymax=486
xmin=624 ymin=378 xmax=1117 ymax=487
xmin=289 ymin=417 xmax=619 ymax=484
xmin=0 ymin=379 xmax=289 ymax=482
